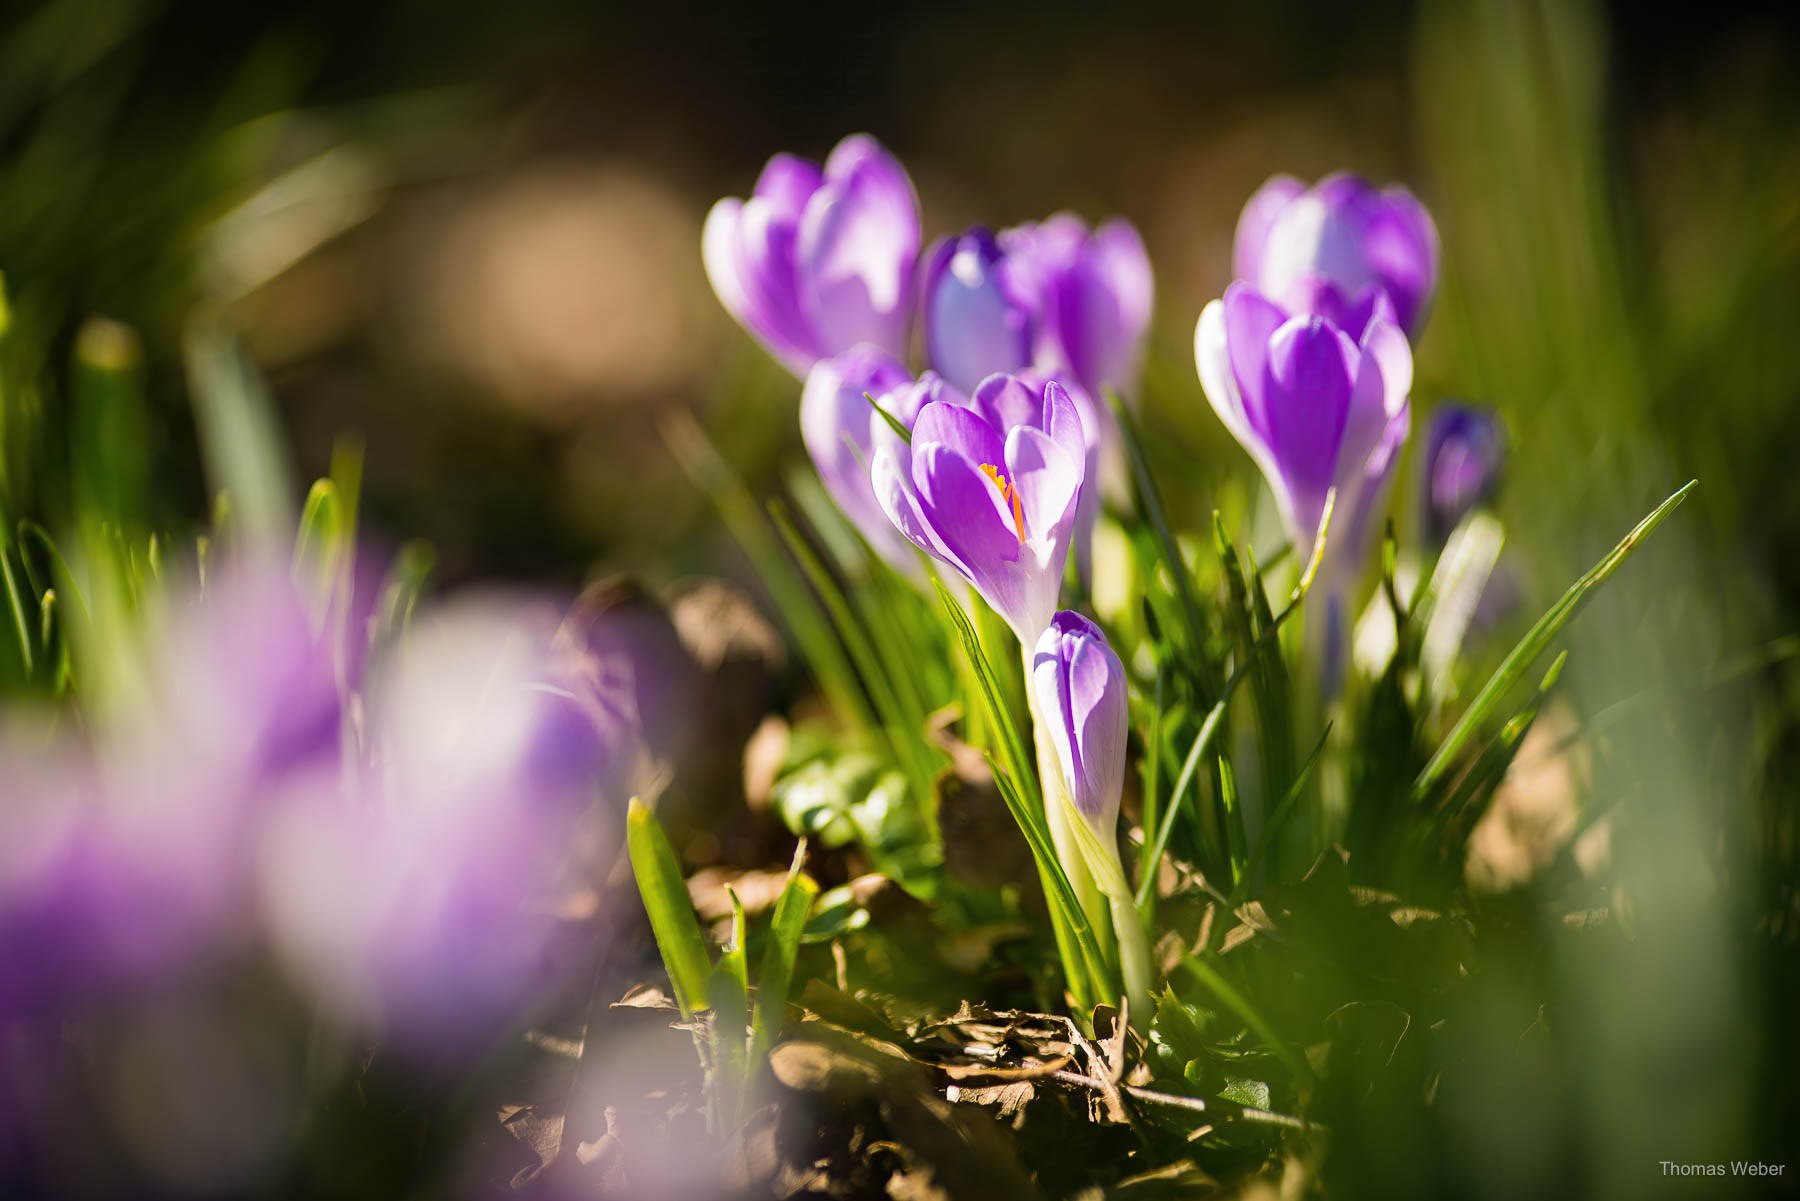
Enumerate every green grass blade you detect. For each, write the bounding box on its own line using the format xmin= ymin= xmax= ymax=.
xmin=1108 ymin=390 xmax=1220 ymax=701
xmin=626 ymin=797 xmax=713 ymax=1020
xmin=750 ymin=841 xmax=818 ymax=1070
xmin=0 ymin=542 xmax=34 ymax=678
xmin=1178 ymin=955 xmax=1318 ymax=1088
xmin=183 ymin=319 xmax=296 ymax=543
xmin=1412 ymin=480 xmax=1696 ymax=801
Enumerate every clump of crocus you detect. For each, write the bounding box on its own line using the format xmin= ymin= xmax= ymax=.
xmin=1421 ymin=403 xmax=1507 ymax=545
xmin=703 ymin=134 xmax=921 ymax=377
xmin=801 ymin=348 xmax=964 ymax=574
xmin=921 ymin=215 xmax=1153 ymax=403
xmin=873 ymin=373 xmax=1087 ymax=645
xmin=1031 ymin=610 xmax=1151 ymax=1018
xmin=1234 ymin=172 xmax=1439 ymax=341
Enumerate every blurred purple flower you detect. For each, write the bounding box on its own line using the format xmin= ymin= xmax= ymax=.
xmin=1030 ymin=611 xmax=1127 ymax=835
xmin=874 ymin=374 xmax=1087 ymax=643
xmin=1234 ymin=172 xmax=1439 ymax=340
xmin=801 ymin=347 xmax=959 ymax=573
xmin=922 ymin=215 xmax=1153 ymax=401
xmin=258 ymin=596 xmax=624 ymax=1050
xmin=1422 ymin=403 xmax=1507 ymax=544
xmin=704 ymin=134 xmax=921 ymax=376
xmin=1196 ymin=281 xmax=1412 ymax=561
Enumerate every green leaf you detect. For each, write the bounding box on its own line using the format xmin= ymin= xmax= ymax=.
xmin=1413 ymin=480 xmax=1695 ymax=802
xmin=863 ymin=390 xmax=912 ymax=444
xmin=626 ymin=797 xmax=713 ymax=1020
xmin=183 ymin=320 xmax=295 ymax=543
xmin=1178 ymin=956 xmax=1317 ymax=1088
xmin=710 ymin=886 xmax=750 ymax=1118
xmin=1108 ymin=390 xmax=1219 ymax=701
xmin=292 ymin=478 xmax=343 ymax=619
xmin=751 ymin=841 xmax=818 ymax=1071
xmin=0 ymin=540 xmax=33 ymax=678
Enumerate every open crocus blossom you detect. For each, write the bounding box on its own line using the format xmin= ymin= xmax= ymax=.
xmin=1196 ymin=281 xmax=1413 ymax=561
xmin=800 ymin=347 xmax=960 ymax=572
xmin=703 ymin=134 xmax=921 ymax=377
xmin=1030 ymin=611 xmax=1150 ymax=1016
xmin=873 ymin=374 xmax=1086 ymax=643
xmin=922 ymin=215 xmax=1154 ymax=402
xmin=1233 ymin=172 xmax=1439 ymax=341
xmin=1422 ymin=403 xmax=1507 ymax=545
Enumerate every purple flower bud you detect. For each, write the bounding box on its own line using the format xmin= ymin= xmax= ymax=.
xmin=923 ymin=215 xmax=1154 ymax=403
xmin=1030 ymin=611 xmax=1127 ymax=833
xmin=873 ymin=373 xmax=1087 ymax=642
xmin=1421 ymin=403 xmax=1506 ymax=544
xmin=800 ymin=347 xmax=946 ymax=573
xmin=1234 ymin=172 xmax=1439 ymax=340
xmin=1196 ymin=281 xmax=1412 ymax=561
xmin=704 ymin=134 xmax=921 ymax=377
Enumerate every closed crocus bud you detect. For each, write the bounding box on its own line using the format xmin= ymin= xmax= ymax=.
xmin=1234 ymin=172 xmax=1439 ymax=341
xmin=800 ymin=347 xmax=946 ymax=573
xmin=704 ymin=134 xmax=921 ymax=377
xmin=922 ymin=228 xmax=1036 ymax=395
xmin=1031 ymin=611 xmax=1127 ymax=839
xmin=1196 ymin=281 xmax=1412 ymax=561
xmin=1421 ymin=403 xmax=1506 ymax=545
xmin=873 ymin=374 xmax=1086 ymax=644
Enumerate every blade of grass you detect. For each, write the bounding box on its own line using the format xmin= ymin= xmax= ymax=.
xmin=626 ymin=797 xmax=713 ymax=1020
xmin=750 ymin=841 xmax=818 ymax=1072
xmin=1177 ymin=955 xmax=1318 ymax=1088
xmin=1108 ymin=390 xmax=1219 ymax=701
xmin=1412 ymin=481 xmax=1695 ymax=801
xmin=664 ymin=412 xmax=873 ymax=734
xmin=1 ymin=541 xmax=33 ymax=678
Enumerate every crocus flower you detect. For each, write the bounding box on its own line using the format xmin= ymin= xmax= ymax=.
xmin=873 ymin=374 xmax=1086 ymax=643
xmin=703 ymin=134 xmax=921 ymax=377
xmin=1195 ymin=281 xmax=1412 ymax=560
xmin=1234 ymin=172 xmax=1439 ymax=340
xmin=800 ymin=347 xmax=957 ymax=573
xmin=1030 ymin=611 xmax=1127 ymax=840
xmin=259 ymin=595 xmax=623 ymax=1051
xmin=922 ymin=215 xmax=1153 ymax=401
xmin=1421 ymin=403 xmax=1507 ymax=545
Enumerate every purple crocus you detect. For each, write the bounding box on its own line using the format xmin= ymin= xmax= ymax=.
xmin=704 ymin=134 xmax=921 ymax=377
xmin=1030 ymin=611 xmax=1127 ymax=836
xmin=259 ymin=595 xmax=619 ymax=1051
xmin=922 ymin=214 xmax=1153 ymax=401
xmin=873 ymin=374 xmax=1086 ymax=643
xmin=800 ymin=347 xmax=959 ymax=573
xmin=1195 ymin=281 xmax=1413 ymax=561
xmin=1234 ymin=173 xmax=1439 ymax=340
xmin=1421 ymin=403 xmax=1506 ymax=545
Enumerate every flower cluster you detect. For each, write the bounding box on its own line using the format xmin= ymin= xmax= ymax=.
xmin=705 ymin=134 xmax=1150 ymax=589
xmin=707 ymin=135 xmax=1154 ymax=1010
xmin=0 ymin=550 xmax=689 ymax=1052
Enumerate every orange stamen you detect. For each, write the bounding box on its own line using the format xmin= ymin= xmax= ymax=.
xmin=980 ymin=463 xmax=1027 ymax=541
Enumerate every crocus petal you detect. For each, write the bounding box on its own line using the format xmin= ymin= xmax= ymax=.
xmin=913 ymin=445 xmax=1025 ymax=572
xmin=1039 ymin=380 xmax=1089 ymax=474
xmin=1051 ymin=218 xmax=1154 ymax=399
xmin=799 ymin=348 xmax=915 ymax=569
xmin=874 ymin=447 xmax=956 ymax=568
xmin=797 ymin=135 xmax=920 ymax=359
xmin=968 ymin=372 xmax=1046 ymax=440
xmin=753 ymin=153 xmax=823 ymax=215
xmin=924 ymin=231 xmax=1034 ymax=394
xmin=731 ymin=197 xmax=819 ymax=373
xmin=1221 ymin=283 xmax=1290 ymax=446
xmin=1261 ymin=316 xmax=1359 ymax=538
xmin=1003 ymin=425 xmax=1081 ymax=549
xmin=1233 ymin=174 xmax=1307 ymax=283
xmin=911 ymin=398 xmax=1006 ymax=477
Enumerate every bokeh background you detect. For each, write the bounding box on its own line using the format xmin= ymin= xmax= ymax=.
xmin=3 ymin=0 xmax=1799 ymax=1196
